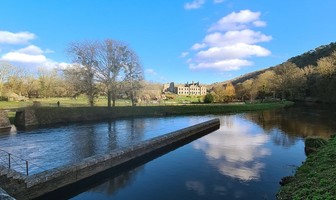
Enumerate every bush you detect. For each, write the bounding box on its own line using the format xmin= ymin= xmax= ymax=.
xmin=203 ymin=93 xmax=214 ymax=103
xmin=0 ymin=96 xmax=8 ymax=101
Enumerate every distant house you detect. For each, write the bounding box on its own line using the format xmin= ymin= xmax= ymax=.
xmin=163 ymin=81 xmax=207 ymax=96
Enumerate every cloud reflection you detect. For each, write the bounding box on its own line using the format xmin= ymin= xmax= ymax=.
xmin=186 ymin=181 xmax=205 ymax=195
xmin=193 ymin=116 xmax=271 ymax=181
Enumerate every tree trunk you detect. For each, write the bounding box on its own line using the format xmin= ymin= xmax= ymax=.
xmin=130 ymin=90 xmax=135 ymax=106
xmin=112 ymin=90 xmax=116 ymax=107
xmin=107 ymin=90 xmax=112 ymax=108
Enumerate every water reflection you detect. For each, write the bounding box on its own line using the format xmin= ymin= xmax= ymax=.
xmin=249 ymin=107 xmax=335 ymax=137
xmin=193 ymin=115 xmax=271 ymax=181
xmin=0 ymin=117 xmax=207 ymax=174
xmin=244 ymin=104 xmax=336 ymax=147
xmin=87 ymin=166 xmax=144 ymax=196
xmin=186 ymin=181 xmax=205 ymax=196
xmin=44 ymin=107 xmax=325 ymax=200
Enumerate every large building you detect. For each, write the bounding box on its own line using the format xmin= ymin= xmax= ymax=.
xmin=163 ymin=81 xmax=207 ymax=96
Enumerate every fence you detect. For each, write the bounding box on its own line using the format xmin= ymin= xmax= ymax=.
xmin=0 ymin=149 xmax=47 ymax=176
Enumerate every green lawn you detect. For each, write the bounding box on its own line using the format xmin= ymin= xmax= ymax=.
xmin=277 ymin=137 xmax=336 ymax=200
xmin=0 ymin=95 xmax=203 ymax=109
xmin=0 ymin=96 xmax=133 ymax=110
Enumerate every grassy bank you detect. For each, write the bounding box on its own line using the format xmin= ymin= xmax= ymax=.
xmin=13 ymin=101 xmax=293 ymax=126
xmin=0 ymin=97 xmax=130 ymax=109
xmin=277 ymin=136 xmax=336 ymax=200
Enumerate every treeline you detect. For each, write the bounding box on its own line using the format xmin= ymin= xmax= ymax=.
xmin=207 ymin=43 xmax=336 ymax=104
xmin=0 ymin=65 xmax=67 ymax=100
xmin=0 ymin=39 xmax=148 ymax=107
xmin=234 ymin=51 xmax=336 ymax=103
xmin=205 ymin=82 xmax=236 ymax=103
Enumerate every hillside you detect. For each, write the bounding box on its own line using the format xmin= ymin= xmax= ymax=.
xmin=288 ymin=42 xmax=336 ymax=68
xmin=209 ymin=42 xmax=336 ymax=103
xmin=217 ymin=42 xmax=336 ymax=86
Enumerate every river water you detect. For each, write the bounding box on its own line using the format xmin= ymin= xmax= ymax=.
xmin=0 ymin=104 xmax=335 ymax=199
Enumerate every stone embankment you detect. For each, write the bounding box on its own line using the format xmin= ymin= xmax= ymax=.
xmin=14 ymin=102 xmax=293 ymax=127
xmin=1 ymin=118 xmax=220 ymax=200
xmin=0 ymin=110 xmax=11 ymax=133
xmin=0 ymin=187 xmax=15 ymax=200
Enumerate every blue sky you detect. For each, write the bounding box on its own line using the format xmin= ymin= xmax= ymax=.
xmin=0 ymin=0 xmax=335 ymax=84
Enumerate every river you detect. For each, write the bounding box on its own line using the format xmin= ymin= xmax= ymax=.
xmin=0 ymin=103 xmax=335 ymax=199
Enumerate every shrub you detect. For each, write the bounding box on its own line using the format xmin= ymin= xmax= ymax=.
xmin=203 ymin=93 xmax=214 ymax=103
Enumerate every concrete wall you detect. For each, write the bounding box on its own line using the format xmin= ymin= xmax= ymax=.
xmin=1 ymin=119 xmax=220 ymax=200
xmin=14 ymin=110 xmax=38 ymax=127
xmin=0 ymin=110 xmax=11 ymax=133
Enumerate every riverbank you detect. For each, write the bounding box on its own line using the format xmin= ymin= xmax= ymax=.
xmin=277 ymin=136 xmax=336 ymax=200
xmin=13 ymin=102 xmax=293 ymax=127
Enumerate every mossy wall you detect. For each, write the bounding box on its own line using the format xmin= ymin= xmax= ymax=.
xmin=14 ymin=102 xmax=293 ymax=127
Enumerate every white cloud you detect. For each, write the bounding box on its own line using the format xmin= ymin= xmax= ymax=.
xmin=17 ymin=45 xmax=44 ymax=55
xmin=44 ymin=49 xmax=55 ymax=54
xmin=143 ymin=68 xmax=168 ymax=82
xmin=1 ymin=50 xmax=68 ymax=70
xmin=180 ymin=52 xmax=189 ymax=58
xmin=184 ymin=0 xmax=206 ymax=10
xmin=184 ymin=9 xmax=271 ymax=72
xmin=0 ymin=45 xmax=57 ymax=64
xmin=253 ymin=20 xmax=267 ymax=27
xmin=0 ymin=45 xmax=67 ymax=71
xmin=203 ymin=30 xmax=272 ymax=47
xmin=2 ymin=51 xmax=47 ymax=63
xmin=0 ymin=31 xmax=36 ymax=44
xmin=208 ymin=10 xmax=265 ymax=32
xmin=184 ymin=0 xmax=226 ymax=9
xmin=0 ymin=30 xmax=66 ymax=70
xmin=191 ymin=43 xmax=207 ymax=50
xmin=190 ymin=59 xmax=252 ymax=71
xmin=196 ymin=43 xmax=271 ymax=61
xmin=213 ymin=0 xmax=225 ymax=3
xmin=57 ymin=62 xmax=72 ymax=69
xmin=145 ymin=68 xmax=158 ymax=76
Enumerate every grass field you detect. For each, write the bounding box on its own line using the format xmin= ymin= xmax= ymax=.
xmin=0 ymin=97 xmax=133 ymax=109
xmin=0 ymin=95 xmax=204 ymax=110
xmin=277 ymin=136 xmax=336 ymax=200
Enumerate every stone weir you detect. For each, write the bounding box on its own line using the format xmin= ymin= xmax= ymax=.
xmin=0 ymin=110 xmax=11 ymax=133
xmin=0 ymin=118 xmax=220 ymax=200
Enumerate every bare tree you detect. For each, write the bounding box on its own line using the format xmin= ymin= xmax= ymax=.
xmin=95 ymin=39 xmax=128 ymax=107
xmin=63 ymin=64 xmax=87 ymax=98
xmin=24 ymin=74 xmax=40 ymax=98
xmin=67 ymin=39 xmax=143 ymax=107
xmin=67 ymin=41 xmax=98 ymax=106
xmin=123 ymin=49 xmax=144 ymax=106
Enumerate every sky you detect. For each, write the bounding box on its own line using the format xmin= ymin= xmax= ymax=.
xmin=0 ymin=0 xmax=335 ymax=84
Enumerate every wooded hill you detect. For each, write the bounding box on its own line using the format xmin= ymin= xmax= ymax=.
xmin=213 ymin=42 xmax=336 ymax=103
xmin=230 ymin=42 xmax=336 ymax=85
